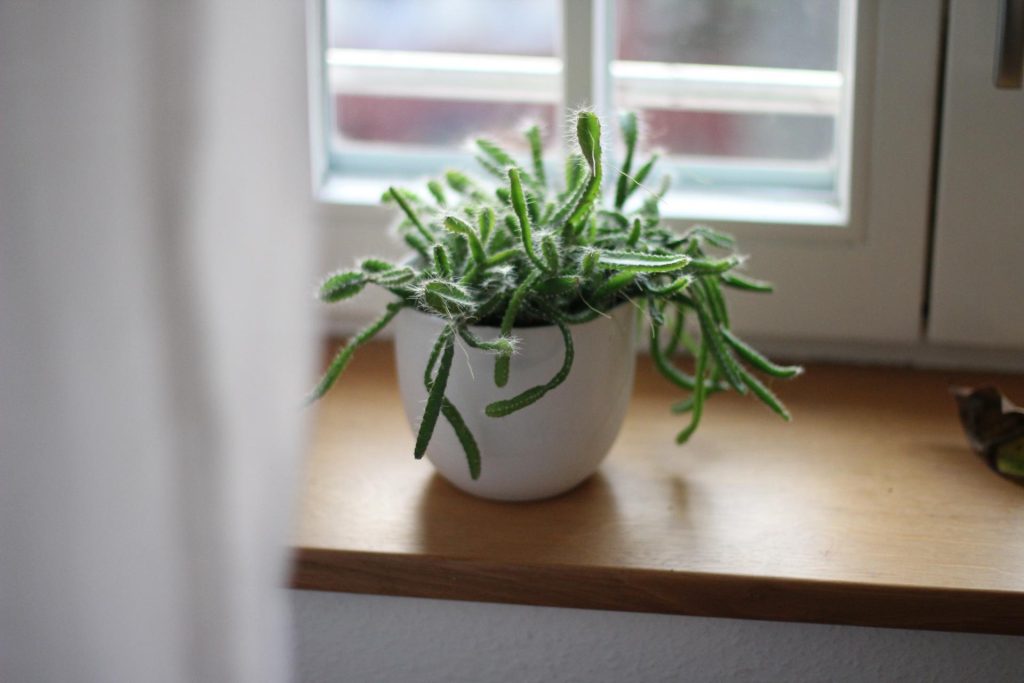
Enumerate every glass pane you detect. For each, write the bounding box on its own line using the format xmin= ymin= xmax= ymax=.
xmin=615 ymin=0 xmax=849 ymax=201
xmin=641 ymin=111 xmax=834 ymax=162
xmin=335 ymin=96 xmax=557 ymax=149
xmin=326 ymin=0 xmax=560 ymax=177
xmin=618 ymin=0 xmax=840 ymax=69
xmin=328 ymin=0 xmax=556 ymax=56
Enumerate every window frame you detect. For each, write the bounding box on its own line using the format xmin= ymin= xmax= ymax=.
xmin=307 ymin=0 xmax=949 ymax=352
xmin=314 ymin=0 xmax=856 ymax=228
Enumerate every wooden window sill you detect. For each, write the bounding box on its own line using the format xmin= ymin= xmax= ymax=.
xmin=292 ymin=342 xmax=1024 ymax=635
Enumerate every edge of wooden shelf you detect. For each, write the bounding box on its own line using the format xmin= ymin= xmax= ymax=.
xmin=292 ymin=548 xmax=1024 ymax=635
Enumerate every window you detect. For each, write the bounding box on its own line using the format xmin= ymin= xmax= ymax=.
xmin=315 ymin=0 xmax=854 ymax=224
xmin=309 ymin=1 xmax=948 ymax=352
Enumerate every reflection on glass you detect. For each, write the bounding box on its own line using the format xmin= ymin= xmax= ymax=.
xmin=618 ymin=0 xmax=840 ymax=69
xmin=335 ymin=96 xmax=557 ymax=150
xmin=326 ymin=0 xmax=559 ymax=168
xmin=638 ymin=111 xmax=834 ymax=162
xmin=328 ymin=0 xmax=555 ymax=55
xmin=615 ymin=0 xmax=847 ymax=198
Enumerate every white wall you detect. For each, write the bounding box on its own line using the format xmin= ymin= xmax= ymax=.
xmin=293 ymin=591 xmax=1024 ymax=682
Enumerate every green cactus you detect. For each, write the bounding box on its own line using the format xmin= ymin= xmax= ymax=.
xmin=309 ymin=112 xmax=803 ymax=479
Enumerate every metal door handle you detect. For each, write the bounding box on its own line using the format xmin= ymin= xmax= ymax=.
xmin=995 ymin=0 xmax=1024 ymax=88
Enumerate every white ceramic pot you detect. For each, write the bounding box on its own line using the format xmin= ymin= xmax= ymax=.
xmin=394 ymin=304 xmax=637 ymax=501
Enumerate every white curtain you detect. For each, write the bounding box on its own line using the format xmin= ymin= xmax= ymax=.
xmin=0 ymin=1 xmax=314 ymax=681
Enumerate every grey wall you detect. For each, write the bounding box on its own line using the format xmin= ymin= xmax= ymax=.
xmin=293 ymin=590 xmax=1024 ymax=682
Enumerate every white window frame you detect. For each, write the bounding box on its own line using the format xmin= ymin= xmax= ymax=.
xmin=309 ymin=0 xmax=991 ymax=365
xmin=312 ymin=0 xmax=853 ymax=225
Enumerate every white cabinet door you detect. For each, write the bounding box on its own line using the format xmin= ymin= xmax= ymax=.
xmin=929 ymin=0 xmax=1024 ymax=349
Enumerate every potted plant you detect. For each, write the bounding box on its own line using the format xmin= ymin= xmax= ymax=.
xmin=309 ymin=111 xmax=801 ymax=501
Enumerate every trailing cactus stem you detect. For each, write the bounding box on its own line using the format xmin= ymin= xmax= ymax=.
xmin=415 ymin=330 xmax=454 ymax=459
xmin=676 ymin=345 xmax=709 ymax=444
xmin=388 ymin=187 xmax=434 ymax=244
xmin=508 ymin=167 xmax=551 ymax=273
xmin=485 ymin=312 xmax=574 ymax=417
xmin=494 ymin=270 xmax=542 ymax=387
xmin=650 ymin=316 xmax=697 ymax=392
xmin=307 ymin=301 xmax=404 ymax=402
xmin=440 ymin=397 xmax=481 ymax=479
xmin=614 ymin=111 xmax=638 ymax=210
xmin=526 ymin=124 xmax=547 ymax=189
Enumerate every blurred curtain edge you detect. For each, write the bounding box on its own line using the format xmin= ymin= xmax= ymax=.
xmin=0 ymin=2 xmax=315 ymax=682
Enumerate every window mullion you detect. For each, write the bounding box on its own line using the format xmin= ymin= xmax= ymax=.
xmin=561 ymin=0 xmax=613 ymax=146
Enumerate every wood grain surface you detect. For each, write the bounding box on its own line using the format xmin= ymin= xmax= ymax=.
xmin=293 ymin=342 xmax=1024 ymax=634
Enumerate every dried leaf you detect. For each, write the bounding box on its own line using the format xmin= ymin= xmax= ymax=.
xmin=952 ymin=386 xmax=1024 ymax=483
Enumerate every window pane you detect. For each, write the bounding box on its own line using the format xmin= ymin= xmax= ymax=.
xmin=325 ymin=0 xmax=560 ymax=181
xmin=615 ymin=0 xmax=849 ymax=204
xmin=328 ymin=0 xmax=556 ymax=56
xmin=335 ymin=96 xmax=557 ymax=149
xmin=641 ymin=111 xmax=834 ymax=162
xmin=618 ymin=0 xmax=840 ymax=69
